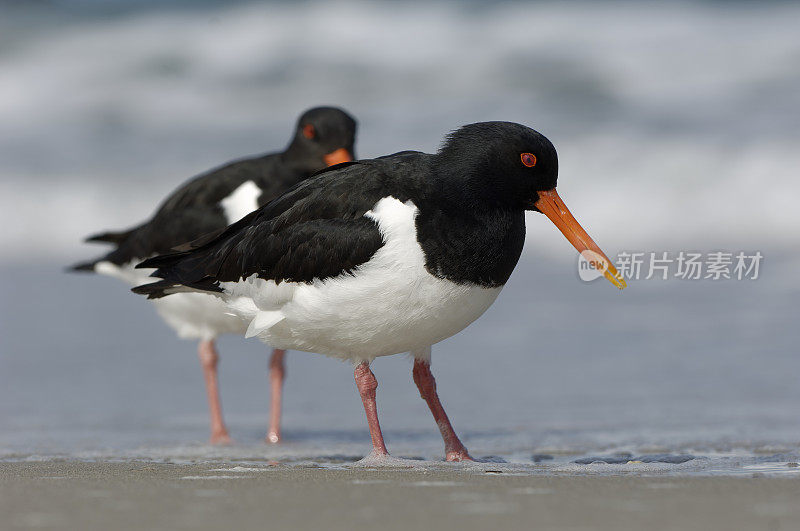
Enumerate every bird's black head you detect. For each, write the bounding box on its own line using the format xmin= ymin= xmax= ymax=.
xmin=434 ymin=121 xmax=558 ymax=211
xmin=435 ymin=121 xmax=626 ymax=289
xmin=288 ymin=106 xmax=357 ymax=168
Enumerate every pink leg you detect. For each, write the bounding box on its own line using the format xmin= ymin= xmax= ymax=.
xmin=266 ymin=349 xmax=286 ymax=444
xmin=412 ymin=359 xmax=472 ymax=462
xmin=354 ymin=362 xmax=389 ymax=456
xmin=197 ymin=339 xmax=232 ymax=445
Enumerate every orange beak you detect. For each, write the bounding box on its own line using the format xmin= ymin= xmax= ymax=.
xmin=534 ymin=188 xmax=626 ymax=289
xmin=323 ymin=148 xmax=353 ymax=167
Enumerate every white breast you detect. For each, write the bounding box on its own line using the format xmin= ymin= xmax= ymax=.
xmin=220 ymin=180 xmax=261 ymax=224
xmin=221 ymin=196 xmax=503 ymax=363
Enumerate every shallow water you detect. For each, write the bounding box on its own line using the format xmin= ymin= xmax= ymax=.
xmin=2 ymin=251 xmax=798 ymax=476
xmin=1 ymin=0 xmax=799 ymax=477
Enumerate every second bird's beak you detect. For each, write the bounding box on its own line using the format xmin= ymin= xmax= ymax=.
xmin=324 ymin=148 xmax=353 ymax=166
xmin=534 ymin=189 xmax=626 ymax=289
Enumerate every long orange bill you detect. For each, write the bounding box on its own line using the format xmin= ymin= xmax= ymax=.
xmin=534 ymin=188 xmax=626 ymax=289
xmin=323 ymin=148 xmax=353 ymax=166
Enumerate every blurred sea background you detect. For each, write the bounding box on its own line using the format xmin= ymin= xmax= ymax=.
xmin=1 ymin=0 xmax=799 ymax=473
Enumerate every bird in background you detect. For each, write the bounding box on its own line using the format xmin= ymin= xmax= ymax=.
xmin=72 ymin=106 xmax=357 ymax=445
xmin=133 ymin=121 xmax=626 ymax=461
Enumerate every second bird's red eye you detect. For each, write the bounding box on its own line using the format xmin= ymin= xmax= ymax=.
xmin=520 ymin=153 xmax=537 ymax=167
xmin=303 ymin=124 xmax=316 ymax=139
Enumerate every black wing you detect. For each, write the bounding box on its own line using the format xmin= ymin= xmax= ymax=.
xmin=70 ymin=153 xmax=286 ymax=272
xmin=133 ymin=152 xmax=430 ymax=299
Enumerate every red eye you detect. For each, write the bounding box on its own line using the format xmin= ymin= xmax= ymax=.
xmin=520 ymin=153 xmax=537 ymax=167
xmin=303 ymin=124 xmax=316 ymax=139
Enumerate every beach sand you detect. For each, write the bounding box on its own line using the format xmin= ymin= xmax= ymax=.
xmin=3 ymin=461 xmax=800 ymax=531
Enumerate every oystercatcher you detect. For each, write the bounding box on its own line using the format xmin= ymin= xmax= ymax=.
xmin=133 ymin=121 xmax=625 ymax=460
xmin=72 ymin=106 xmax=357 ymax=444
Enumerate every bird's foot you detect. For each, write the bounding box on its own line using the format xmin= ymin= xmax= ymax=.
xmin=445 ymin=448 xmax=474 ymax=462
xmin=265 ymin=430 xmax=281 ymax=444
xmin=365 ymin=448 xmax=390 ymax=460
xmin=209 ymin=431 xmax=233 ymax=445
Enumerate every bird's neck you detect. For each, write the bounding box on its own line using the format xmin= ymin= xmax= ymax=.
xmin=280 ymin=140 xmax=325 ymax=175
xmin=416 ymin=200 xmax=526 ymax=288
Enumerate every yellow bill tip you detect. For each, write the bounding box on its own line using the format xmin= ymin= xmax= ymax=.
xmin=604 ymin=269 xmax=627 ymax=290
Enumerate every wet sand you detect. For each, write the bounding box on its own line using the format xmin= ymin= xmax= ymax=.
xmin=2 ymin=461 xmax=800 ymax=531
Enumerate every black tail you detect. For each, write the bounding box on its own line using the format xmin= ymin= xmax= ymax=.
xmin=68 ymin=248 xmax=123 ymax=273
xmin=131 ymin=251 xmax=191 ymax=299
xmin=131 ymin=279 xmax=181 ymax=299
xmin=85 ymin=227 xmax=137 ymax=245
xmin=68 ymin=259 xmax=98 ymax=273
xmin=73 ymin=225 xmax=140 ymax=271
xmin=132 ymin=276 xmax=221 ymax=299
xmin=133 ymin=250 xmax=223 ymax=299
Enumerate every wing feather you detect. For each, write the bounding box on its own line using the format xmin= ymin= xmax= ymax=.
xmin=132 ymin=159 xmax=421 ymax=298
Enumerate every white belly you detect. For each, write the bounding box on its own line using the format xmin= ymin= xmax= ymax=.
xmin=222 ymin=197 xmax=502 ymax=362
xmin=152 ymin=291 xmax=247 ymax=340
xmin=95 ymin=260 xmax=247 ymax=340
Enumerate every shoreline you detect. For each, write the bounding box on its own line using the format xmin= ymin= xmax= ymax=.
xmin=3 ymin=461 xmax=800 ymax=531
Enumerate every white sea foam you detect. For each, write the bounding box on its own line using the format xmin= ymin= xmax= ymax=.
xmin=1 ymin=1 xmax=799 ymax=263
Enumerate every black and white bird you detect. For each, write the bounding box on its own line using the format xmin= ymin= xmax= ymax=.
xmin=133 ymin=121 xmax=625 ymax=461
xmin=73 ymin=106 xmax=357 ymax=445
